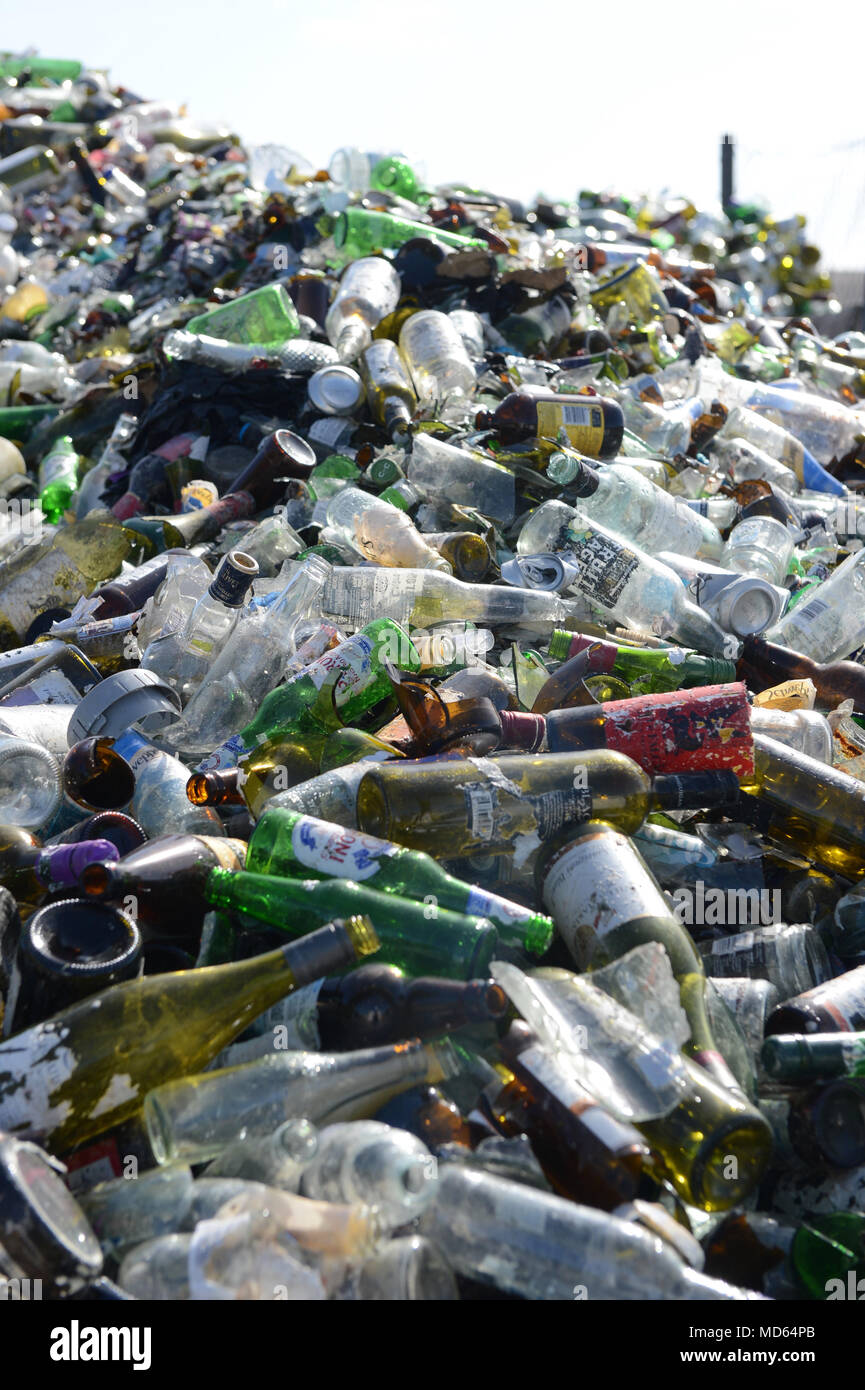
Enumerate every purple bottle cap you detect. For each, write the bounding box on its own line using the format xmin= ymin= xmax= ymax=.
xmin=38 ymin=839 xmax=120 ymax=892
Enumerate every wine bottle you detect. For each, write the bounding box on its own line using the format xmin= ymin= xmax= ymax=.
xmin=761 ymin=1031 xmax=865 ymax=1084
xmin=79 ymin=834 xmax=248 ymax=938
xmin=765 ymin=964 xmax=865 ymax=1036
xmin=214 ymin=965 xmax=507 ymax=1067
xmin=0 ymin=915 xmax=379 ymax=1151
xmin=741 ymin=733 xmax=865 ymax=878
xmin=356 ymin=751 xmax=741 ymax=860
xmin=534 ymin=821 xmax=749 ymax=1096
xmin=544 ymin=682 xmax=755 ymax=778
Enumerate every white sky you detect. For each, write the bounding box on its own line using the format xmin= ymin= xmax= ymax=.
xmin=4 ymin=0 xmax=864 ymax=268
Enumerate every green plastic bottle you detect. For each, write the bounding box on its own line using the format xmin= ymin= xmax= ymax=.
xmin=246 ymin=807 xmax=554 ymax=955
xmin=203 ymin=867 xmax=498 ymax=980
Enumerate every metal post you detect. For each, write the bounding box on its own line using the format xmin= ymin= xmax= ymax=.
xmin=721 ymin=134 xmax=734 ymax=212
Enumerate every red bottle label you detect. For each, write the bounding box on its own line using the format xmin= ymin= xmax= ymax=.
xmin=601 ymin=682 xmax=754 ymax=777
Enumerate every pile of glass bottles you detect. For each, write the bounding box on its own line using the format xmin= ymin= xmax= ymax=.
xmin=1 ymin=51 xmax=865 ymax=1305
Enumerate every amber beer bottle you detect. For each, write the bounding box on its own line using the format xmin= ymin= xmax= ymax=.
xmin=475 ymin=386 xmax=624 ymax=460
xmin=738 ymin=633 xmax=865 ymax=713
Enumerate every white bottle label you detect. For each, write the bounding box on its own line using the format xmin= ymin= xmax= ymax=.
xmin=465 ymin=886 xmax=531 ymax=923
xmin=290 ymin=817 xmax=397 ymax=881
xmin=542 ymin=830 xmax=670 ymax=969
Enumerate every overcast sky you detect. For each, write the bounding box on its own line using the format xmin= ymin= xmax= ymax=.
xmin=5 ymin=0 xmax=864 ymax=269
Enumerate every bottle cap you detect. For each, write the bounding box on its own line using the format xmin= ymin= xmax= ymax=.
xmin=307 ymin=364 xmax=364 ymax=416
xmin=67 ymin=669 xmax=182 ymax=744
xmin=0 ymin=1133 xmax=103 ymax=1284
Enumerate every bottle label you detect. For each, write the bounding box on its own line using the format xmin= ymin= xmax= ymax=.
xmin=752 ymin=679 xmax=816 ymax=711
xmin=289 ymin=817 xmax=397 ymax=881
xmin=306 ymin=633 xmax=375 ymax=708
xmin=704 ymin=933 xmax=767 ymax=976
xmin=208 ymin=557 xmax=256 ymax=607
xmin=565 ymin=528 xmax=640 ymax=608
xmin=39 ymin=449 xmax=76 ymax=489
xmin=195 ymin=836 xmax=247 ymax=873
xmin=536 ymin=400 xmax=606 ymax=454
xmin=323 ymin=569 xmax=419 ymax=628
xmin=115 ymin=735 xmax=163 ymax=776
xmin=0 ymin=1022 xmax=79 ymax=1136
xmin=465 ymin=886 xmax=532 ymax=923
xmin=464 ymin=783 xmax=496 ymax=841
xmin=598 ymin=685 xmax=754 ymax=778
xmin=309 ymin=417 xmax=355 ymax=449
xmin=0 ymin=668 xmax=83 ymax=707
xmin=541 ymin=829 xmax=671 ymax=969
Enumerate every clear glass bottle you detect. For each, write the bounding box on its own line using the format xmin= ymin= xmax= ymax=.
xmin=398 ymin=311 xmax=476 ymax=409
xmin=325 ymin=257 xmax=401 ymax=363
xmin=764 ymin=549 xmax=865 ymax=663
xmin=324 ymin=488 xmax=450 ymax=571
xmin=720 ymin=516 xmax=794 ymax=586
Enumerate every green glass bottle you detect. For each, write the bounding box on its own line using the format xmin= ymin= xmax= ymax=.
xmin=370 ymin=156 xmax=428 ymax=203
xmin=332 ymin=208 xmax=487 ymax=260
xmin=200 ymin=619 xmax=420 ymax=771
xmin=246 ymin=807 xmax=553 ymax=954
xmin=547 ymin=630 xmax=737 ymax=694
xmin=203 ymin=867 xmax=498 ymax=980
xmin=792 ymin=1213 xmax=865 ymax=1300
xmin=38 ymin=436 xmax=80 ymax=523
xmin=184 ymin=283 xmax=300 ymax=347
xmin=0 ymin=916 xmax=378 ymax=1151
xmin=762 ymin=1032 xmax=865 ymax=1083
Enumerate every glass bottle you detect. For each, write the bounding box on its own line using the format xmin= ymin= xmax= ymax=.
xmin=516 ymin=468 xmax=722 ymax=561
xmin=324 ymin=488 xmax=450 ymax=571
xmin=246 ymin=806 xmax=553 ymax=953
xmin=198 ymin=618 xmax=420 ymax=772
xmin=741 ymin=733 xmax=865 ymax=877
xmin=202 ymin=867 xmax=499 ymax=981
xmin=356 ymin=751 xmax=739 ymax=859
xmin=140 ymin=550 xmax=259 ymax=704
xmin=325 ymin=257 xmax=401 ymax=363
xmin=359 ymin=339 xmax=416 ymax=439
xmin=144 ymin=1038 xmax=459 ymax=1166
xmin=398 ymin=311 xmax=476 ymax=409
xmin=164 ymin=562 xmax=332 ymax=757
xmin=419 ymin=1165 xmax=766 ymax=1300
xmin=548 ymin=629 xmax=736 ymax=693
xmin=476 ymin=387 xmax=624 ymax=461
xmin=0 ymin=917 xmax=378 ymax=1149
xmin=533 ymin=822 xmax=749 ymax=1097
xmin=544 ymin=682 xmax=755 ymax=777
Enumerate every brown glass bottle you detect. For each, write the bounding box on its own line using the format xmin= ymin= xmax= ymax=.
xmin=480 ymin=1021 xmax=649 ymax=1210
xmin=374 ymin=667 xmax=521 ymax=753
xmin=80 ymin=834 xmax=248 ymax=940
xmin=124 ymin=493 xmax=257 ymax=552
xmin=285 ymin=963 xmax=508 ymax=1051
xmin=475 ymin=387 xmax=624 ymax=460
xmin=187 ymin=768 xmax=245 ymax=807
xmin=89 ymin=554 xmax=179 ymax=619
xmin=53 ymin=812 xmax=147 ymax=858
xmin=738 ymin=634 xmax=865 ymax=714
xmin=374 ymin=1084 xmax=472 ymax=1152
xmin=225 ymin=430 xmax=317 ymax=510
xmin=765 ymin=964 xmax=865 ymax=1036
xmin=381 ymin=667 xmax=523 ymax=757
xmin=63 ymin=738 xmax=136 ymax=811
xmin=544 ymin=683 xmax=756 ymax=778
